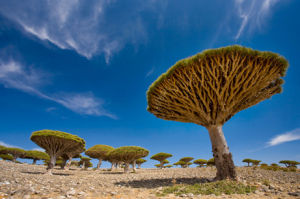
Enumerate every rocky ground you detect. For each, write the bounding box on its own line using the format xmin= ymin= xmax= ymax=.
xmin=0 ymin=160 xmax=299 ymax=199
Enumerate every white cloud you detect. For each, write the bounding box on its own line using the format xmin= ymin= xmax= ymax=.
xmin=146 ymin=67 xmax=155 ymax=78
xmin=0 ymin=0 xmax=163 ymax=63
xmin=31 ymin=148 xmax=45 ymax=152
xmin=267 ymin=128 xmax=300 ymax=147
xmin=0 ymin=60 xmax=115 ymax=118
xmin=234 ymin=0 xmax=279 ymax=40
xmin=0 ymin=141 xmax=19 ymax=148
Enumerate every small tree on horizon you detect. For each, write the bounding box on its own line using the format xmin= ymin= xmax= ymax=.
xmin=30 ymin=129 xmax=85 ymax=175
xmin=179 ymin=157 xmax=194 ymax=168
xmin=80 ymin=157 xmax=92 ymax=169
xmin=108 ymin=146 xmax=149 ymax=173
xmin=251 ymin=160 xmax=261 ymax=167
xmin=173 ymin=161 xmax=186 ymax=168
xmin=151 ymin=152 xmax=172 ymax=169
xmin=193 ymin=159 xmax=207 ymax=167
xmin=147 ymin=45 xmax=288 ymax=180
xmin=85 ymin=145 xmax=114 ymax=169
xmin=136 ymin=158 xmax=147 ymax=169
xmin=242 ymin=159 xmax=253 ymax=167
xmin=0 ymin=154 xmax=14 ymax=161
xmin=24 ymin=150 xmax=49 ymax=165
xmin=0 ymin=147 xmax=26 ymax=162
xmin=207 ymin=158 xmax=215 ymax=167
xmin=279 ymin=160 xmax=299 ymax=168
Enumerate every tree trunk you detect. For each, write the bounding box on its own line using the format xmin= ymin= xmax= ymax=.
xmin=207 ymin=125 xmax=236 ymax=180
xmin=111 ymin=162 xmax=116 ymax=171
xmin=61 ymin=159 xmax=67 ymax=169
xmin=138 ymin=164 xmax=141 ymax=169
xmin=160 ymin=161 xmax=164 ymax=169
xmin=65 ymin=157 xmax=73 ymax=170
xmin=132 ymin=160 xmax=136 ymax=172
xmin=97 ymin=158 xmax=102 ymax=169
xmin=12 ymin=156 xmax=17 ymax=163
xmin=46 ymin=154 xmax=56 ymax=175
xmin=82 ymin=161 xmax=86 ymax=170
xmin=32 ymin=159 xmax=37 ymax=165
xmin=247 ymin=162 xmax=249 ymax=167
xmin=124 ymin=163 xmax=130 ymax=174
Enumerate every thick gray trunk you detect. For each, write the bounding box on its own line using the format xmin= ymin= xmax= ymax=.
xmin=61 ymin=159 xmax=67 ymax=169
xmin=124 ymin=163 xmax=130 ymax=174
xmin=137 ymin=164 xmax=141 ymax=169
xmin=46 ymin=154 xmax=56 ymax=175
xmin=132 ymin=160 xmax=136 ymax=172
xmin=65 ymin=157 xmax=73 ymax=170
xmin=32 ymin=159 xmax=37 ymax=165
xmin=97 ymin=159 xmax=102 ymax=169
xmin=207 ymin=125 xmax=236 ymax=180
xmin=111 ymin=162 xmax=116 ymax=171
xmin=82 ymin=161 xmax=86 ymax=170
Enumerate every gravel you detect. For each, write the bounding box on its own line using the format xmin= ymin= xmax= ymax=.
xmin=0 ymin=160 xmax=299 ymax=199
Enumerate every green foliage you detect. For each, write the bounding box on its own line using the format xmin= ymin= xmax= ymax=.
xmin=31 ymin=130 xmax=85 ymax=146
xmin=85 ymin=144 xmax=114 ymax=159
xmin=108 ymin=146 xmax=149 ymax=163
xmin=173 ymin=161 xmax=186 ymax=167
xmin=147 ymin=45 xmax=289 ymax=108
xmin=179 ymin=157 xmax=194 ymax=163
xmin=279 ymin=160 xmax=299 ymax=168
xmin=242 ymin=159 xmax=253 ymax=166
xmin=154 ymin=164 xmax=161 ymax=168
xmin=24 ymin=150 xmax=49 ymax=160
xmin=207 ymin=158 xmax=215 ymax=166
xmin=251 ymin=160 xmax=261 ymax=166
xmin=136 ymin=158 xmax=147 ymax=164
xmin=151 ymin=152 xmax=172 ymax=162
xmin=157 ymin=180 xmax=256 ymax=196
xmin=0 ymin=154 xmax=13 ymax=161
xmin=164 ymin=165 xmax=173 ymax=168
xmin=194 ymin=159 xmax=207 ymax=167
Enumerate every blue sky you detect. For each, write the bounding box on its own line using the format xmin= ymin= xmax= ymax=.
xmin=0 ymin=0 xmax=299 ymax=168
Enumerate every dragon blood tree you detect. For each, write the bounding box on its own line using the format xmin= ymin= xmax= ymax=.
xmin=151 ymin=152 xmax=172 ymax=169
xmin=85 ymin=145 xmax=114 ymax=169
xmin=24 ymin=150 xmax=49 ymax=165
xmin=179 ymin=157 xmax=194 ymax=168
xmin=0 ymin=154 xmax=14 ymax=161
xmin=80 ymin=157 xmax=92 ymax=169
xmin=279 ymin=160 xmax=299 ymax=168
xmin=108 ymin=146 xmax=149 ymax=173
xmin=194 ymin=159 xmax=207 ymax=167
xmin=30 ymin=129 xmax=85 ymax=174
xmin=207 ymin=158 xmax=215 ymax=167
xmin=242 ymin=159 xmax=253 ymax=167
xmin=136 ymin=158 xmax=147 ymax=169
xmin=0 ymin=147 xmax=26 ymax=162
xmin=61 ymin=152 xmax=82 ymax=170
xmin=173 ymin=161 xmax=186 ymax=168
xmin=147 ymin=45 xmax=288 ymax=180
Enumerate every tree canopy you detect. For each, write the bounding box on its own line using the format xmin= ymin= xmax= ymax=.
xmin=85 ymin=144 xmax=114 ymax=169
xmin=279 ymin=160 xmax=299 ymax=168
xmin=0 ymin=147 xmax=26 ymax=162
xmin=0 ymin=154 xmax=13 ymax=161
xmin=193 ymin=159 xmax=207 ymax=167
xmin=30 ymin=129 xmax=85 ymax=174
xmin=24 ymin=150 xmax=49 ymax=164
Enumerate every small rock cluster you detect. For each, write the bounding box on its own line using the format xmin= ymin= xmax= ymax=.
xmin=0 ymin=161 xmax=299 ymax=199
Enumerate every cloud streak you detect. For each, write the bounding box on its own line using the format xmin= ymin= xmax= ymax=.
xmin=0 ymin=141 xmax=19 ymax=148
xmin=234 ymin=0 xmax=279 ymax=40
xmin=266 ymin=128 xmax=300 ymax=147
xmin=0 ymin=60 xmax=116 ymax=118
xmin=0 ymin=0 xmax=163 ymax=63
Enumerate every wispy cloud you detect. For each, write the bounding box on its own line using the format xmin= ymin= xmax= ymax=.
xmin=146 ymin=67 xmax=155 ymax=78
xmin=0 ymin=0 xmax=164 ymax=63
xmin=0 ymin=141 xmax=19 ymax=148
xmin=266 ymin=128 xmax=300 ymax=147
xmin=31 ymin=148 xmax=45 ymax=152
xmin=0 ymin=60 xmax=116 ymax=118
xmin=234 ymin=0 xmax=280 ymax=40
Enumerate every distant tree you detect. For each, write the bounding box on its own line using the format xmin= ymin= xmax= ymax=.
xmin=30 ymin=129 xmax=85 ymax=175
xmin=179 ymin=157 xmax=194 ymax=168
xmin=154 ymin=164 xmax=161 ymax=168
xmin=173 ymin=161 xmax=186 ymax=168
xmin=80 ymin=157 xmax=92 ymax=169
xmin=136 ymin=158 xmax=147 ymax=169
xmin=242 ymin=159 xmax=253 ymax=167
xmin=151 ymin=152 xmax=172 ymax=169
xmin=193 ymin=159 xmax=207 ymax=167
xmin=0 ymin=147 xmax=26 ymax=162
xmin=24 ymin=150 xmax=49 ymax=165
xmin=251 ymin=160 xmax=261 ymax=166
xmin=164 ymin=164 xmax=173 ymax=168
xmin=0 ymin=154 xmax=13 ymax=161
xmin=260 ymin=163 xmax=268 ymax=168
xmin=108 ymin=146 xmax=149 ymax=173
xmin=279 ymin=160 xmax=299 ymax=168
xmin=207 ymin=158 xmax=215 ymax=167
xmin=60 ymin=153 xmax=82 ymax=170
xmin=85 ymin=145 xmax=114 ymax=169
xmin=271 ymin=163 xmax=279 ymax=167
xmin=147 ymin=45 xmax=288 ymax=180
xmin=71 ymin=160 xmax=80 ymax=167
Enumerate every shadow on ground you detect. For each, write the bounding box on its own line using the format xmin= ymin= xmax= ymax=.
xmin=21 ymin=171 xmax=72 ymax=176
xmin=115 ymin=177 xmax=212 ymax=188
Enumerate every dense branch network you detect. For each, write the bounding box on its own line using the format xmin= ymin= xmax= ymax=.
xmin=147 ymin=45 xmax=288 ymax=126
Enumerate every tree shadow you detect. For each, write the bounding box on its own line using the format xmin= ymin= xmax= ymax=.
xmin=21 ymin=171 xmax=72 ymax=176
xmin=115 ymin=177 xmax=212 ymax=189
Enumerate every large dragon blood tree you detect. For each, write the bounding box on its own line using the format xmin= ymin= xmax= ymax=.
xmin=85 ymin=144 xmax=114 ymax=169
xmin=30 ymin=129 xmax=85 ymax=174
xmin=147 ymin=45 xmax=288 ymax=180
xmin=150 ymin=152 xmax=172 ymax=169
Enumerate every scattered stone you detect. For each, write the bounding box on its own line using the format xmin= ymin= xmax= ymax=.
xmin=288 ymin=192 xmax=300 ymax=197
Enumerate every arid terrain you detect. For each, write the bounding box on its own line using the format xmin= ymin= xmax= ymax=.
xmin=0 ymin=160 xmax=299 ymax=199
